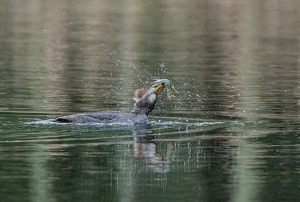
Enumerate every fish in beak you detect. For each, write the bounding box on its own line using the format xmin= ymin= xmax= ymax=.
xmin=151 ymin=79 xmax=177 ymax=98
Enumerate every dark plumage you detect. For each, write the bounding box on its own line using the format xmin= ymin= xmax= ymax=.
xmin=55 ymin=79 xmax=175 ymax=124
xmin=56 ymin=111 xmax=148 ymax=124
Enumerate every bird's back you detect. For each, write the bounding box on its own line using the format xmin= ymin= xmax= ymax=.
xmin=56 ymin=110 xmax=148 ymax=124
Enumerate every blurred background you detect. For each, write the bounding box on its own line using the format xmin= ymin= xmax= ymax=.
xmin=1 ymin=0 xmax=300 ymax=201
xmin=1 ymin=0 xmax=299 ymax=119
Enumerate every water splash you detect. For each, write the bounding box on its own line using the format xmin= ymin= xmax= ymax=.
xmin=24 ymin=118 xmax=248 ymax=129
xmin=149 ymin=120 xmax=224 ymax=127
xmin=25 ymin=118 xmax=227 ymax=127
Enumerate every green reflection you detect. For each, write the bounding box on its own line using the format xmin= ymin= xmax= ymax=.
xmin=232 ymin=138 xmax=259 ymax=201
xmin=30 ymin=147 xmax=52 ymax=202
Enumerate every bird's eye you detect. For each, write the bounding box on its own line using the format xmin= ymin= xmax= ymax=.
xmin=162 ymin=82 xmax=165 ymax=86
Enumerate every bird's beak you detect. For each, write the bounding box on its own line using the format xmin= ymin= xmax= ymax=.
xmin=154 ymin=84 xmax=164 ymax=93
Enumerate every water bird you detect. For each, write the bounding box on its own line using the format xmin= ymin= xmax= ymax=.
xmin=56 ymin=79 xmax=176 ymax=124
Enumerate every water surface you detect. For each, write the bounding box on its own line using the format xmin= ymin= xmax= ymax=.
xmin=1 ymin=0 xmax=300 ymax=202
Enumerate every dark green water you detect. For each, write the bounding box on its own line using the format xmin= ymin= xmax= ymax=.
xmin=1 ymin=0 xmax=300 ymax=201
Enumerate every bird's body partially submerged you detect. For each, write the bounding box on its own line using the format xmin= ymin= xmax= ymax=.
xmin=56 ymin=79 xmax=176 ymax=124
xmin=56 ymin=111 xmax=148 ymax=124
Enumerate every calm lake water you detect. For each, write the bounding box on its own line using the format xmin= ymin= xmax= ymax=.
xmin=1 ymin=0 xmax=300 ymax=201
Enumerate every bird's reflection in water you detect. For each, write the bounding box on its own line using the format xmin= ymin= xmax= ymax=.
xmin=132 ymin=124 xmax=170 ymax=173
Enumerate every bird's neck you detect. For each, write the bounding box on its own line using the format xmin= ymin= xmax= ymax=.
xmin=131 ymin=91 xmax=157 ymax=116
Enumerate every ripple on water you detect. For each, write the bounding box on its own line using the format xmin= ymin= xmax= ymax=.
xmin=26 ymin=118 xmax=227 ymax=128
